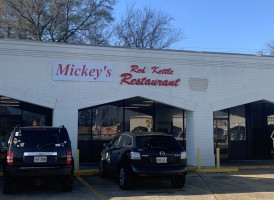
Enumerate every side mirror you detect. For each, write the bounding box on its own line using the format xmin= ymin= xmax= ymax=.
xmin=103 ymin=143 xmax=109 ymax=148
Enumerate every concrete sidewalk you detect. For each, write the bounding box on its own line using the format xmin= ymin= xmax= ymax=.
xmin=74 ymin=160 xmax=274 ymax=176
xmin=1 ymin=160 xmax=274 ymax=177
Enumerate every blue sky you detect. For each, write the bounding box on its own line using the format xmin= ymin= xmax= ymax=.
xmin=114 ymin=0 xmax=274 ymax=54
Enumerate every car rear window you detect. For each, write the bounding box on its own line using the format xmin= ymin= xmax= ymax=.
xmin=12 ymin=128 xmax=70 ymax=149
xmin=136 ymin=135 xmax=183 ymax=150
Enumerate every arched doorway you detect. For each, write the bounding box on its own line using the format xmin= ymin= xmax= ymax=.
xmin=78 ymin=96 xmax=186 ymax=163
xmin=0 ymin=95 xmax=52 ymax=161
xmin=214 ymin=100 xmax=274 ymax=161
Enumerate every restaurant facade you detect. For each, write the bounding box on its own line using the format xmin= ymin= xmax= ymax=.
xmin=1 ymin=39 xmax=274 ymax=167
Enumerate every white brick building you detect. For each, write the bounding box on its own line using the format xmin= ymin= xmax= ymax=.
xmin=1 ymin=39 xmax=274 ymax=167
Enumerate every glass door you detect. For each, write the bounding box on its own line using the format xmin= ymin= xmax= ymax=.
xmin=214 ymin=119 xmax=229 ymax=159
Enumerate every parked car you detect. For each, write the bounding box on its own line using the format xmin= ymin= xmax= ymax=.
xmin=2 ymin=126 xmax=74 ymax=194
xmin=99 ymin=132 xmax=187 ymax=190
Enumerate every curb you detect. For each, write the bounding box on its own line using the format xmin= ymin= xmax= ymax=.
xmin=196 ymin=168 xmax=239 ymax=173
xmin=189 ymin=165 xmax=274 ymax=173
xmin=188 ymin=166 xmax=239 ymax=173
xmin=237 ymin=166 xmax=274 ymax=170
xmin=74 ymin=169 xmax=99 ymax=176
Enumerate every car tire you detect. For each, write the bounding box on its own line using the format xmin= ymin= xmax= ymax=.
xmin=119 ymin=165 xmax=131 ymax=190
xmin=3 ymin=174 xmax=14 ymax=194
xmin=99 ymin=160 xmax=108 ymax=178
xmin=63 ymin=174 xmax=73 ymax=192
xmin=171 ymin=175 xmax=186 ymax=188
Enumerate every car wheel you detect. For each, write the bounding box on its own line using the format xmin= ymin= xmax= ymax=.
xmin=119 ymin=165 xmax=131 ymax=190
xmin=99 ymin=160 xmax=108 ymax=178
xmin=171 ymin=175 xmax=186 ymax=188
xmin=63 ymin=174 xmax=73 ymax=192
xmin=3 ymin=174 xmax=14 ymax=194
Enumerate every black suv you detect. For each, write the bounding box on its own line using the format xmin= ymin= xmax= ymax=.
xmin=99 ymin=132 xmax=187 ymax=190
xmin=3 ymin=126 xmax=74 ymax=194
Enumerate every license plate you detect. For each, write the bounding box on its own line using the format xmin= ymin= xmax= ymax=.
xmin=34 ymin=156 xmax=47 ymax=163
xmin=156 ymin=157 xmax=167 ymax=163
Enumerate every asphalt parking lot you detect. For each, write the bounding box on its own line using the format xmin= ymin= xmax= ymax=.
xmin=1 ymin=169 xmax=274 ymax=200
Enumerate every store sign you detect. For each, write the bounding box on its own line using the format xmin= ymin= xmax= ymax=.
xmin=53 ymin=61 xmax=113 ymax=82
xmin=120 ymin=65 xmax=180 ymax=87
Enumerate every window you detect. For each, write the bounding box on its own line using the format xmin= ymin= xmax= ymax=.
xmin=230 ymin=105 xmax=246 ymax=141
xmin=124 ymin=135 xmax=133 ymax=147
xmin=136 ymin=136 xmax=181 ymax=150
xmin=109 ymin=135 xmax=120 ymax=148
xmin=118 ymin=135 xmax=133 ymax=148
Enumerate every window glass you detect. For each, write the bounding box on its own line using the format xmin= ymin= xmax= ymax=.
xmin=125 ymin=111 xmax=152 ymax=133
xmin=23 ymin=110 xmax=46 ymax=126
xmin=92 ymin=103 xmax=123 ymax=140
xmin=0 ymin=96 xmax=21 ymax=115
xmin=214 ymin=110 xmax=228 ymax=119
xmin=0 ymin=106 xmax=21 ymax=115
xmin=265 ymin=103 xmax=274 ymax=158
xmin=136 ymin=136 xmax=182 ymax=150
xmin=110 ymin=136 xmax=120 ymax=148
xmin=118 ymin=135 xmax=133 ymax=147
xmin=118 ymin=135 xmax=127 ymax=148
xmin=230 ymin=105 xmax=246 ymax=141
xmin=13 ymin=128 xmax=69 ymax=148
xmin=78 ymin=109 xmax=92 ymax=141
xmin=124 ymin=135 xmax=133 ymax=147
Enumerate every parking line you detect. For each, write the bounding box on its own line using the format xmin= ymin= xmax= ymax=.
xmin=185 ymin=184 xmax=223 ymax=199
xmin=76 ymin=176 xmax=107 ymax=200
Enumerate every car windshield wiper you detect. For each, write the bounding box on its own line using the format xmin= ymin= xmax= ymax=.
xmin=37 ymin=143 xmax=54 ymax=150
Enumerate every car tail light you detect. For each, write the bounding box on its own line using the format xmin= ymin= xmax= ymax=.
xmin=7 ymin=151 xmax=14 ymax=166
xmin=67 ymin=150 xmax=72 ymax=165
xmin=139 ymin=174 xmax=148 ymax=177
xmin=181 ymin=152 xmax=187 ymax=159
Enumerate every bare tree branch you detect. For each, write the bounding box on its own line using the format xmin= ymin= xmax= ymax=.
xmin=0 ymin=0 xmax=116 ymax=45
xmin=113 ymin=4 xmax=183 ymax=49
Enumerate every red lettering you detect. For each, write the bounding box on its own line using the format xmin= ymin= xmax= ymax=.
xmin=130 ymin=65 xmax=139 ymax=73
xmin=75 ymin=68 xmax=81 ymax=76
xmin=158 ymin=80 xmax=162 ymax=86
xmin=136 ymin=79 xmax=141 ymax=85
xmin=141 ymin=77 xmax=146 ymax=85
xmin=56 ymin=64 xmax=70 ymax=75
xmin=151 ymin=66 xmax=173 ymax=75
xmin=162 ymin=80 xmax=168 ymax=86
xmin=145 ymin=79 xmax=151 ymax=85
xmin=70 ymin=64 xmax=75 ymax=76
xmin=81 ymin=65 xmax=88 ymax=76
xmin=131 ymin=65 xmax=146 ymax=73
xmin=151 ymin=80 xmax=157 ymax=86
xmin=175 ymin=78 xmax=180 ymax=86
xmin=168 ymin=81 xmax=175 ymax=86
xmin=95 ymin=69 xmax=102 ymax=80
xmin=120 ymin=73 xmax=132 ymax=85
xmin=89 ymin=69 xmax=95 ymax=77
xmin=151 ymin=66 xmax=159 ymax=74
xmin=130 ymin=79 xmax=136 ymax=84
xmin=106 ymin=69 xmax=112 ymax=77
